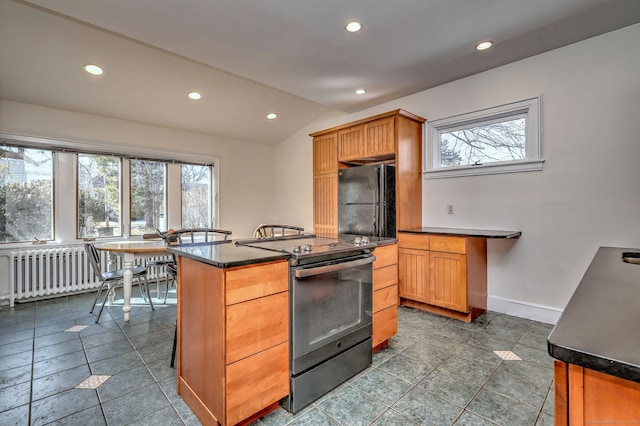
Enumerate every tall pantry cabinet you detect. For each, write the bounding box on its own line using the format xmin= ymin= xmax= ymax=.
xmin=310 ymin=109 xmax=425 ymax=237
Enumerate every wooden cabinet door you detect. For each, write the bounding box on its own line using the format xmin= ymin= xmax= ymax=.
xmin=313 ymin=133 xmax=337 ymax=174
xmin=429 ymin=252 xmax=468 ymax=312
xmin=313 ymin=173 xmax=338 ymax=236
xmin=398 ymin=247 xmax=429 ymax=303
xmin=364 ymin=117 xmax=395 ymax=157
xmin=337 ymin=125 xmax=364 ymax=161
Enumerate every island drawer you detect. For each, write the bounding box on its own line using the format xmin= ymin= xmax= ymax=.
xmin=373 ymin=284 xmax=398 ymax=313
xmin=225 ymin=261 xmax=288 ymax=305
xmin=373 ymin=244 xmax=397 ymax=269
xmin=373 ymin=264 xmax=397 ymax=291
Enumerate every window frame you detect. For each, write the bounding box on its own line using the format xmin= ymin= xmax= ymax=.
xmin=424 ymin=97 xmax=544 ymax=179
xmin=0 ymin=133 xmax=218 ymax=248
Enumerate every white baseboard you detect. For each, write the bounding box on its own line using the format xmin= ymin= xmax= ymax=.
xmin=487 ymin=295 xmax=562 ymax=325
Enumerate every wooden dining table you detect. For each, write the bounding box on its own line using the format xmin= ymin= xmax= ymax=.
xmin=98 ymin=240 xmax=167 ymax=321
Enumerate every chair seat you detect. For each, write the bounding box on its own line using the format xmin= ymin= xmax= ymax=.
xmin=101 ymin=265 xmax=147 ymax=282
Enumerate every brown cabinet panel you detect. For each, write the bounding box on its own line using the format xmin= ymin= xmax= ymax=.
xmin=313 ymin=173 xmax=338 ymax=236
xmin=373 ymin=264 xmax=398 ymax=291
xmin=373 ymin=284 xmax=398 ymax=313
xmin=313 ymin=133 xmax=338 ymax=175
xmin=225 ymin=262 xmax=288 ymax=305
xmin=372 ymin=305 xmax=398 ymax=348
xmin=398 ymin=247 xmax=430 ymax=303
xmin=226 ymin=291 xmax=289 ymax=364
xmin=398 ymin=233 xmax=429 ymax=250
xmin=373 ymin=244 xmax=398 ymax=269
xmin=429 ymin=252 xmax=468 ymax=312
xmin=337 ymin=125 xmax=364 ymax=161
xmin=226 ymin=342 xmax=289 ymax=426
xmin=364 ymin=117 xmax=395 ymax=157
xmin=430 ymin=236 xmax=466 ymax=254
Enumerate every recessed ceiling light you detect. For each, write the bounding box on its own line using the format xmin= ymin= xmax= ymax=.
xmin=345 ymin=21 xmax=362 ymax=33
xmin=266 ymin=113 xmax=278 ymax=120
xmin=188 ymin=92 xmax=202 ymax=100
xmin=84 ymin=64 xmax=103 ymax=75
xmin=476 ymin=41 xmax=493 ymax=51
xmin=355 ymin=89 xmax=366 ymax=95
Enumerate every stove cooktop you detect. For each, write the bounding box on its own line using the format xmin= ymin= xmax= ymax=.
xmin=236 ymin=235 xmax=376 ymax=260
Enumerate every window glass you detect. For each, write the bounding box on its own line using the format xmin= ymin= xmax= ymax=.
xmin=181 ymin=164 xmax=211 ymax=228
xmin=78 ymin=154 xmax=122 ymax=238
xmin=130 ymin=160 xmax=166 ymax=236
xmin=0 ymin=147 xmax=53 ymax=242
xmin=440 ymin=116 xmax=526 ymax=167
xmin=425 ymin=97 xmax=543 ymax=178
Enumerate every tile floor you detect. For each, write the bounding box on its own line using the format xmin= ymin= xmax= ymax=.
xmin=0 ymin=289 xmax=555 ymax=425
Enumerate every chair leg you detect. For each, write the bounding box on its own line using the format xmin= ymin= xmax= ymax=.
xmin=170 ymin=320 xmax=177 ymax=368
xmin=141 ymin=276 xmax=154 ymax=311
xmin=95 ymin=286 xmax=111 ymax=323
xmin=90 ymin=283 xmax=105 ymax=314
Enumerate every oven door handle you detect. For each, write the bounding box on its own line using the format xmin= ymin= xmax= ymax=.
xmin=294 ymin=256 xmax=375 ymax=278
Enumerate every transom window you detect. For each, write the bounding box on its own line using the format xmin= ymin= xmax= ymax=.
xmin=425 ymin=97 xmax=544 ymax=178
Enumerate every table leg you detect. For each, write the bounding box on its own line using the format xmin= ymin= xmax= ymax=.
xmin=122 ymin=252 xmax=134 ymax=322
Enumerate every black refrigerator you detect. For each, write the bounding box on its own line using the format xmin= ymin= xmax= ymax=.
xmin=338 ymin=164 xmax=396 ymax=237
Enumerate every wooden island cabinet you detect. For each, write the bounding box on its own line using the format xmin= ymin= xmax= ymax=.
xmin=176 ymin=256 xmax=289 ymax=426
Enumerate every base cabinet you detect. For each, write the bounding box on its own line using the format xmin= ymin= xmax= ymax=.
xmin=554 ymin=360 xmax=640 ymax=425
xmin=372 ymin=244 xmax=398 ymax=349
xmin=177 ymin=257 xmax=290 ymax=426
xmin=398 ymin=233 xmax=487 ymax=322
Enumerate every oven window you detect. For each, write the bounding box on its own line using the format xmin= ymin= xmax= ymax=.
xmin=292 ymin=264 xmax=372 ymax=354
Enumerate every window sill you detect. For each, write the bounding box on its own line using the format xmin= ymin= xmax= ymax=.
xmin=423 ymin=159 xmax=545 ymax=179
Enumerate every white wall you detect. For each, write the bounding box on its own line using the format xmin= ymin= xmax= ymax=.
xmin=276 ymin=24 xmax=640 ymax=324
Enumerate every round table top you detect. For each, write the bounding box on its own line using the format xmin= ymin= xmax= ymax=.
xmin=98 ymin=240 xmax=167 ymax=253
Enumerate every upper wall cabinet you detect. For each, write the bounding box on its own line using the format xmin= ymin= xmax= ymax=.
xmin=337 ymin=117 xmax=396 ymax=162
xmin=310 ymin=110 xmax=426 ymax=237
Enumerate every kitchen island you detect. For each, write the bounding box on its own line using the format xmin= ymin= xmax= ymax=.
xmin=548 ymin=246 xmax=640 ymax=424
xmin=397 ymin=227 xmax=521 ymax=322
xmin=168 ymin=242 xmax=289 ymax=426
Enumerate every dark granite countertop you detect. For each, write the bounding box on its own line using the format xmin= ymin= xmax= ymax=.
xmin=399 ymin=227 xmax=521 ymax=239
xmin=548 ymin=246 xmax=640 ymax=384
xmin=167 ymin=241 xmax=288 ymax=269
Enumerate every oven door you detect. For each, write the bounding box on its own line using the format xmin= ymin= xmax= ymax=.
xmin=290 ymin=254 xmax=374 ymax=375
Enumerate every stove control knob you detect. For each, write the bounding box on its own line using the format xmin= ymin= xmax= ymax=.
xmin=292 ymin=245 xmax=301 ymax=253
xmin=361 ymin=236 xmax=370 ymax=245
xmin=354 ymin=236 xmax=363 ymax=245
xmin=303 ymin=244 xmax=312 ymax=253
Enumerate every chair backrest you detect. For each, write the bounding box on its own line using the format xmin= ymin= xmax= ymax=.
xmin=164 ymin=228 xmax=232 ymax=245
xmin=252 ymin=224 xmax=304 ymax=239
xmin=84 ymin=243 xmax=103 ymax=279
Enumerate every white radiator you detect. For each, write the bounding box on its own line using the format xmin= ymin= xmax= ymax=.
xmin=9 ymin=246 xmax=169 ymax=306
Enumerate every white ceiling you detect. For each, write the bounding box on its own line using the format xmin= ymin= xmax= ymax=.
xmin=1 ymin=0 xmax=639 ymax=145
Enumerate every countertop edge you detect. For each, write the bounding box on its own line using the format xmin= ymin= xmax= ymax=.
xmin=398 ymin=227 xmax=521 ymax=239
xmin=167 ymin=246 xmax=288 ymax=268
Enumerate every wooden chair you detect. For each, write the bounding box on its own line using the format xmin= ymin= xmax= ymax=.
xmin=85 ymin=243 xmax=154 ymax=323
xmin=252 ymin=224 xmax=304 ymax=239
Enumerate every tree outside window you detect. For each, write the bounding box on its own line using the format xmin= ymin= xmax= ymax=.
xmin=181 ymin=164 xmax=211 ymax=228
xmin=0 ymin=147 xmax=53 ymax=243
xmin=78 ymin=154 xmax=121 ymax=238
xmin=130 ymin=160 xmax=166 ymax=235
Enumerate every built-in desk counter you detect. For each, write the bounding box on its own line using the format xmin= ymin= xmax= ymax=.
xmin=397 ymin=227 xmax=520 ymax=322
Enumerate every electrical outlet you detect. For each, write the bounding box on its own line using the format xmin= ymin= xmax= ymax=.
xmin=447 ymin=204 xmax=454 ymax=214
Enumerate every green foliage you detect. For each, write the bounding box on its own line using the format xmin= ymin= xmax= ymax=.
xmin=0 ymin=180 xmax=52 ymax=242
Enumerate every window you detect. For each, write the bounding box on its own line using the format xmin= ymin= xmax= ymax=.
xmin=0 ymin=147 xmax=54 ymax=243
xmin=181 ymin=164 xmax=212 ymax=228
xmin=0 ymin=134 xmax=218 ymax=245
xmin=130 ymin=160 xmax=166 ymax=236
xmin=425 ymin=97 xmax=544 ymax=178
xmin=78 ymin=154 xmax=122 ymax=238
